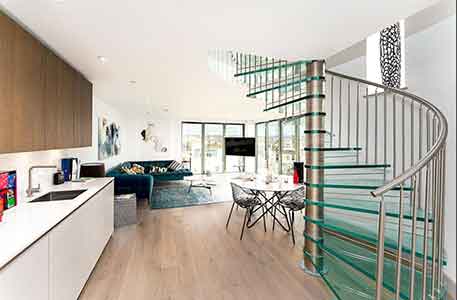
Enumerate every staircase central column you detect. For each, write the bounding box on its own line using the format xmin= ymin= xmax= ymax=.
xmin=303 ymin=60 xmax=325 ymax=274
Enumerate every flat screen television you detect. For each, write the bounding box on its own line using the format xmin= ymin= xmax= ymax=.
xmin=225 ymin=137 xmax=256 ymax=157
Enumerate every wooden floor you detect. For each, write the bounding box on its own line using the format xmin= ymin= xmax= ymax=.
xmin=79 ymin=200 xmax=331 ymax=300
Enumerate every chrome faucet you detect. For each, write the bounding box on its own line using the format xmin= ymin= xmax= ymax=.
xmin=27 ymin=165 xmax=57 ymax=197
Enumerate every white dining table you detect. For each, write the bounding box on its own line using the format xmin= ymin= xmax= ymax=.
xmin=231 ymin=179 xmax=303 ymax=232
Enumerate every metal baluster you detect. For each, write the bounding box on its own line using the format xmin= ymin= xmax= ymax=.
xmin=248 ymin=54 xmax=251 ymax=91
xmin=438 ymin=145 xmax=446 ymax=289
xmin=409 ymin=176 xmax=418 ymax=300
xmin=426 ymin=109 xmax=431 ymax=152
xmin=375 ymin=198 xmax=386 ymax=300
xmin=422 ymin=162 xmax=431 ymax=300
xmin=393 ymin=95 xmax=397 ymax=177
xmin=402 ymin=97 xmax=406 ymax=172
xmin=411 ymin=100 xmax=415 ymax=168
xmin=436 ymin=149 xmax=444 ymax=295
xmin=356 ymin=83 xmax=360 ymax=163
xmin=272 ymin=58 xmax=275 ymax=107
xmin=330 ymin=76 xmax=334 ymax=147
xmin=235 ymin=52 xmax=239 ymax=74
xmin=375 ymin=89 xmax=378 ymax=164
xmin=339 ymin=79 xmax=342 ymax=147
xmin=419 ymin=104 xmax=423 ymax=208
xmin=253 ymin=55 xmax=257 ymax=90
xmin=384 ymin=92 xmax=387 ymax=167
xmin=365 ymin=87 xmax=369 ymax=163
xmin=347 ymin=81 xmax=351 ymax=146
xmin=395 ymin=184 xmax=405 ymax=300
xmin=431 ymin=155 xmax=438 ymax=298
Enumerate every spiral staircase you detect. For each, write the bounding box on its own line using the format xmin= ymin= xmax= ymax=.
xmin=209 ymin=50 xmax=449 ymax=300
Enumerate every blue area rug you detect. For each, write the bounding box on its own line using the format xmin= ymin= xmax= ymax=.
xmin=151 ymin=182 xmax=226 ymax=209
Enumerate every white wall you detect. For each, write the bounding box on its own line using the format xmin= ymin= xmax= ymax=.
xmin=328 ymin=14 xmax=456 ymax=282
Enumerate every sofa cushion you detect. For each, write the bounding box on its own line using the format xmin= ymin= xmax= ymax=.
xmin=168 ymin=161 xmax=184 ymax=171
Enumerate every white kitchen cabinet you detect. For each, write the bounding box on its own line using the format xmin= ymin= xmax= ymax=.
xmin=0 ymin=236 xmax=50 ymax=300
xmin=49 ymin=182 xmax=114 ymax=300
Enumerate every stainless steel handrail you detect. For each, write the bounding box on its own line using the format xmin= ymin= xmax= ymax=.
xmin=326 ymin=70 xmax=448 ymax=198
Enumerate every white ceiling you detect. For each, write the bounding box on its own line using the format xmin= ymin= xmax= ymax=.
xmin=0 ymin=0 xmax=438 ymax=121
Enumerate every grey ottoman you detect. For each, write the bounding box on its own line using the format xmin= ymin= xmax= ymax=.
xmin=114 ymin=193 xmax=137 ymax=228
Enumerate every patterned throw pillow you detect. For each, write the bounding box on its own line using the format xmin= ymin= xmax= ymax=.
xmin=168 ymin=161 xmax=183 ymax=171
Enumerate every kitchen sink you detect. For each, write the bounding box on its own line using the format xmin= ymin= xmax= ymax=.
xmin=30 ymin=189 xmax=87 ymax=203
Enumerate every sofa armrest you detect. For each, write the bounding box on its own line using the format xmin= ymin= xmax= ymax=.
xmin=109 ymin=174 xmax=154 ymax=198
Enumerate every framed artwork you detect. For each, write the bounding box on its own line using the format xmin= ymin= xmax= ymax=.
xmin=98 ymin=117 xmax=121 ymax=160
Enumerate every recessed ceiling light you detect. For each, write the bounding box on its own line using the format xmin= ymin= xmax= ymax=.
xmin=97 ymin=56 xmax=107 ymax=64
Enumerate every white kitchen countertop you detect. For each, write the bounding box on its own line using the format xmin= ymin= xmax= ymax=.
xmin=0 ymin=177 xmax=114 ymax=271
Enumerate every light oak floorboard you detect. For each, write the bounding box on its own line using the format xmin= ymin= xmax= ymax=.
xmin=79 ymin=200 xmax=331 ymax=300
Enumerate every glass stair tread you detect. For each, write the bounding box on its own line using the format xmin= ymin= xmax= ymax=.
xmin=318 ymin=232 xmax=445 ymax=300
xmin=304 ymin=212 xmax=437 ymax=262
xmin=234 ymin=60 xmax=310 ymax=77
xmin=262 ymin=93 xmax=325 ymax=111
xmin=305 ymin=178 xmax=411 ymax=191
xmin=304 ymin=162 xmax=390 ymax=170
xmin=247 ymin=76 xmax=324 ymax=98
xmin=315 ymin=250 xmax=384 ymax=300
xmin=305 ymin=198 xmax=431 ymax=221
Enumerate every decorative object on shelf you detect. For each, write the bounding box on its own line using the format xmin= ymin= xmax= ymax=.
xmin=293 ymin=162 xmax=304 ymax=184
xmin=380 ymin=22 xmax=402 ymax=88
xmin=265 ymin=167 xmax=273 ymax=184
xmin=80 ymin=163 xmax=106 ymax=178
xmin=98 ymin=117 xmax=121 ymax=160
xmin=140 ymin=122 xmax=155 ymax=142
xmin=0 ymin=171 xmax=17 ymax=214
xmin=140 ymin=122 xmax=167 ymax=153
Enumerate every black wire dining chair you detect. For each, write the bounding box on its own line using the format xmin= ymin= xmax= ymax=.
xmin=275 ymin=186 xmax=305 ymax=245
xmin=227 ymin=182 xmax=265 ymax=240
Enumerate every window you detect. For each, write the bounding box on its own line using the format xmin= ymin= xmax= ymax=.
xmin=225 ymin=124 xmax=244 ymax=173
xmin=255 ymin=116 xmax=312 ymax=175
xmin=182 ymin=123 xmax=203 ymax=174
xmin=181 ymin=122 xmax=245 ymax=174
xmin=204 ymin=124 xmax=224 ymax=173
xmin=267 ymin=121 xmax=281 ymax=175
xmin=256 ymin=123 xmax=266 ymax=173
xmin=281 ymin=120 xmax=297 ymax=175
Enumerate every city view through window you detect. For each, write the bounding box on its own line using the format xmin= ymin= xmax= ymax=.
xmin=256 ymin=118 xmax=305 ymax=175
xmin=181 ymin=122 xmax=244 ymax=174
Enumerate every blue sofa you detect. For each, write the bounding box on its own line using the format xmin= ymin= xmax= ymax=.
xmin=106 ymin=160 xmax=193 ymax=208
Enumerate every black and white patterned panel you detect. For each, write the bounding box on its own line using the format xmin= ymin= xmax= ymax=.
xmin=379 ymin=22 xmax=402 ymax=88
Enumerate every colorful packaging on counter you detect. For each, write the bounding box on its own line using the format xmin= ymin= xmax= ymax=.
xmin=0 ymin=170 xmax=17 ymax=212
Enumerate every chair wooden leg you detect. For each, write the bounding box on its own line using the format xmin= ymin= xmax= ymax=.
xmin=240 ymin=208 xmax=250 ymax=240
xmin=226 ymin=202 xmax=235 ymax=229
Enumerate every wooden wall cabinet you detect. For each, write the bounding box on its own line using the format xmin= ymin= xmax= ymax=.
xmin=0 ymin=11 xmax=93 ymax=154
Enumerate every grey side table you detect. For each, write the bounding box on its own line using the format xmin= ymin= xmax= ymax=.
xmin=114 ymin=193 xmax=137 ymax=228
